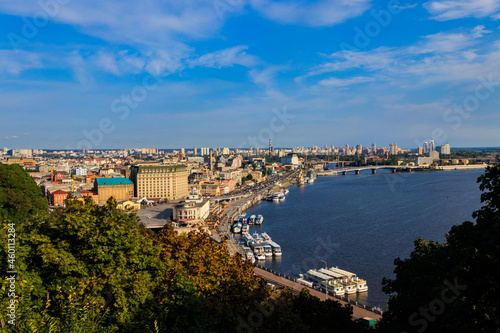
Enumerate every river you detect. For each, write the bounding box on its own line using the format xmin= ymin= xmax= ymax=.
xmin=241 ymin=168 xmax=485 ymax=309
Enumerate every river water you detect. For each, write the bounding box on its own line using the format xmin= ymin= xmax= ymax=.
xmin=242 ymin=168 xmax=485 ymax=309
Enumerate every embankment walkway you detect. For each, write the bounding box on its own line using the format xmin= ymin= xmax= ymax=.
xmin=253 ymin=267 xmax=382 ymax=320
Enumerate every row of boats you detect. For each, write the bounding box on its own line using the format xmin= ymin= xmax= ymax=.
xmin=266 ymin=188 xmax=289 ymax=202
xmin=241 ymin=232 xmax=282 ymax=262
xmin=298 ymin=267 xmax=368 ymax=295
xmin=233 ymin=214 xmax=263 ymax=233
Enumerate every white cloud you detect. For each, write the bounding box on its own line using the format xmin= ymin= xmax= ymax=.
xmin=249 ymin=65 xmax=288 ymax=88
xmin=249 ymin=0 xmax=371 ymax=26
xmin=189 ymin=46 xmax=258 ymax=69
xmin=302 ymin=26 xmax=498 ymax=86
xmin=0 ymin=1 xmax=223 ymax=47
xmin=425 ymin=0 xmax=500 ymax=20
xmin=0 ymin=50 xmax=42 ymax=75
xmin=319 ymin=76 xmax=375 ymax=87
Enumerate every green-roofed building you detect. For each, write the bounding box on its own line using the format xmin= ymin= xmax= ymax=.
xmin=94 ymin=177 xmax=134 ymax=205
xmin=130 ymin=164 xmax=188 ymax=200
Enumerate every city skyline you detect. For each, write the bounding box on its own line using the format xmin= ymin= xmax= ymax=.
xmin=1 ymin=1 xmax=500 ymax=149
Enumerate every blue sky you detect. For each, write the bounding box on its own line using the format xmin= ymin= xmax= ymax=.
xmin=1 ymin=0 xmax=500 ymax=150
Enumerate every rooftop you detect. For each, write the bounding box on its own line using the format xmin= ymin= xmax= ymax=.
xmin=96 ymin=177 xmax=133 ymax=186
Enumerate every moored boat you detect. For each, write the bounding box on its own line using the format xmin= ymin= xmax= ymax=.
xmin=232 ymin=222 xmax=242 ymax=233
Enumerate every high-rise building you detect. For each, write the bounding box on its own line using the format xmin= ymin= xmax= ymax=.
xmin=200 ymin=147 xmax=209 ymax=156
xmin=418 ymin=146 xmax=423 ymax=155
xmin=269 ymin=139 xmax=272 ymax=157
xmin=194 ymin=147 xmax=198 ymax=155
xmin=423 ymin=142 xmax=429 ymax=154
xmin=371 ymin=143 xmax=376 ymax=154
xmin=130 ymin=165 xmax=189 ymax=200
xmin=389 ymin=143 xmax=398 ymax=155
xmin=180 ymin=148 xmax=185 ymax=155
xmin=440 ymin=143 xmax=451 ymax=155
xmin=429 ymin=139 xmax=435 ymax=152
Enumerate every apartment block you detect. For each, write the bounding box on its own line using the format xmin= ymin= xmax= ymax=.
xmin=130 ymin=164 xmax=189 ymax=200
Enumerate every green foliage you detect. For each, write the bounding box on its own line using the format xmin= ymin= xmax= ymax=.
xmin=1 ymin=197 xmax=163 ymax=331
xmin=0 ymin=166 xmax=365 ymax=332
xmin=0 ymin=163 xmax=48 ymax=222
xmin=378 ymin=164 xmax=500 ymax=332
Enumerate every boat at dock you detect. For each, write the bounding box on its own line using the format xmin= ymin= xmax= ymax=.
xmin=261 ymin=232 xmax=271 ymax=241
xmin=301 ymin=266 xmax=368 ymax=295
xmin=232 ymin=222 xmax=242 ymax=233
xmin=255 ymin=215 xmax=264 ymax=225
xmin=249 ymin=215 xmax=256 ymax=224
xmin=268 ymin=240 xmax=282 ymax=256
xmin=242 ymin=232 xmax=253 ymax=245
xmin=249 ymin=242 xmax=267 ymax=260
xmin=242 ymin=246 xmax=256 ymax=264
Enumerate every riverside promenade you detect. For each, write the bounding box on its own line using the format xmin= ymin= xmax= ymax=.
xmin=253 ymin=266 xmax=382 ymax=320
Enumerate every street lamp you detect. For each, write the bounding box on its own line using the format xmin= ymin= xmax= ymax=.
xmin=320 ymin=260 xmax=328 ymax=300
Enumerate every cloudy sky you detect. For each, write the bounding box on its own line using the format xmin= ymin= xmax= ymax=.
xmin=1 ymin=0 xmax=500 ymax=149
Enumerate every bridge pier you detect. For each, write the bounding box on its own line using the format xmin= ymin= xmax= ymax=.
xmin=371 ymin=169 xmax=376 ymax=174
xmin=354 ymin=170 xmax=360 ymax=175
xmin=341 ymin=171 xmax=347 ymax=175
xmin=392 ymin=169 xmax=396 ymax=173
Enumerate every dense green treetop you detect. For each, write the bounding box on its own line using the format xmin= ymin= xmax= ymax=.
xmin=0 ymin=163 xmax=48 ymax=222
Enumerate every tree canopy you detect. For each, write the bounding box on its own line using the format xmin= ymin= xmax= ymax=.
xmin=0 ymin=166 xmax=366 ymax=332
xmin=378 ymin=164 xmax=500 ymax=332
xmin=0 ymin=163 xmax=48 ymax=222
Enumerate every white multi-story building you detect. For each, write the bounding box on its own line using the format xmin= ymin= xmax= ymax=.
xmin=73 ymin=167 xmax=88 ymax=176
xmin=280 ymin=154 xmax=299 ymax=166
xmin=200 ymin=147 xmax=210 ymax=156
xmin=440 ymin=143 xmax=451 ymax=155
xmin=389 ymin=143 xmax=398 ymax=155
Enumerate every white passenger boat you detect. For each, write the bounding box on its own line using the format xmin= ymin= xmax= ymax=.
xmin=243 ymin=246 xmax=256 ymax=264
xmin=255 ymin=215 xmax=264 ymax=225
xmin=261 ymin=232 xmax=271 ymax=241
xmin=241 ymin=223 xmax=249 ymax=233
xmin=242 ymin=232 xmax=253 ymax=246
xmin=268 ymin=240 xmax=282 ymax=256
xmin=249 ymin=242 xmax=267 ymax=260
xmin=262 ymin=243 xmax=273 ymax=257
xmin=249 ymin=215 xmax=256 ymax=224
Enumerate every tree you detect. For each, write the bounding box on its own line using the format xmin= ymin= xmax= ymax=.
xmin=0 ymin=163 xmax=48 ymax=222
xmin=0 ymin=197 xmax=163 ymax=331
xmin=378 ymin=164 xmax=500 ymax=332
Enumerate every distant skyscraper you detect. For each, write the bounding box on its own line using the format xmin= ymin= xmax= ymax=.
xmin=440 ymin=143 xmax=451 ymax=155
xmin=389 ymin=143 xmax=398 ymax=155
xmin=269 ymin=139 xmax=272 ymax=157
xmin=418 ymin=146 xmax=423 ymax=155
xmin=200 ymin=147 xmax=209 ymax=156
xmin=180 ymin=148 xmax=185 ymax=155
xmin=423 ymin=142 xmax=429 ymax=154
xmin=429 ymin=139 xmax=435 ymax=152
xmin=371 ymin=143 xmax=376 ymax=154
xmin=194 ymin=147 xmax=198 ymax=155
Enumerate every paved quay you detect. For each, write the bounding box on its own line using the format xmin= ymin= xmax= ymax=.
xmin=253 ymin=267 xmax=382 ymax=321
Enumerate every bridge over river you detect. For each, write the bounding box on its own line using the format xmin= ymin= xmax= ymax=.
xmin=318 ymin=165 xmax=426 ymax=176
